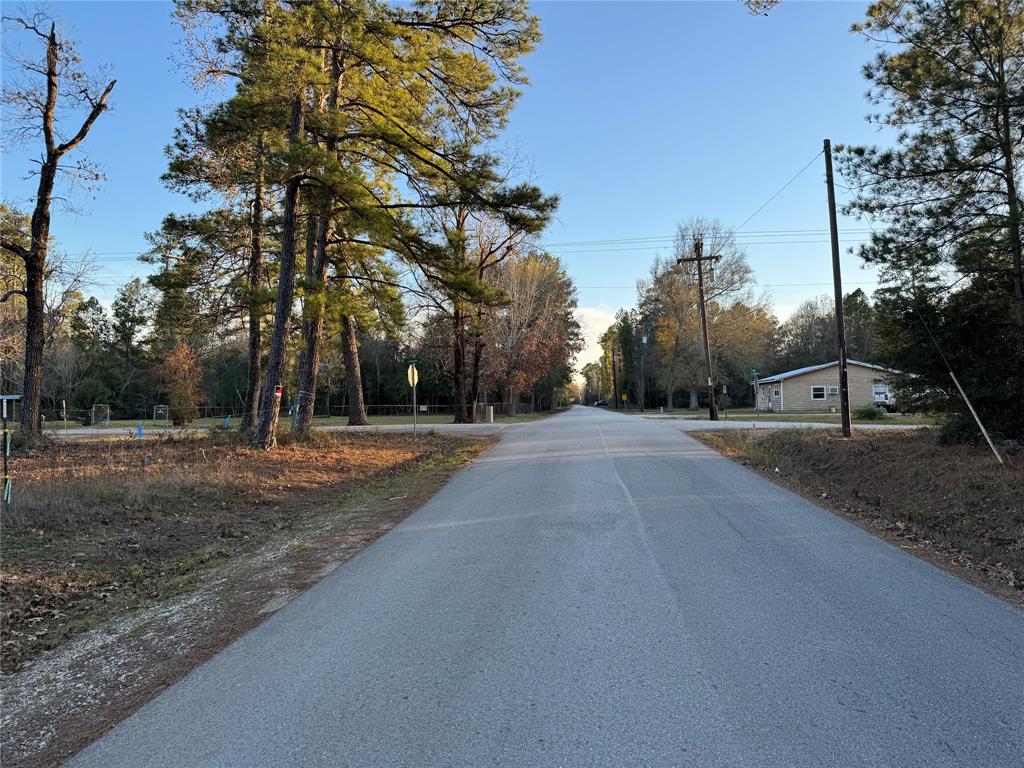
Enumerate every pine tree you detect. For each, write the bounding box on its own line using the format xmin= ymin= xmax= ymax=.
xmin=175 ymin=0 xmax=555 ymax=445
xmin=838 ymin=0 xmax=1024 ymax=437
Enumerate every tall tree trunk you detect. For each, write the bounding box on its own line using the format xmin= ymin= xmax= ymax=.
xmin=469 ymin=308 xmax=484 ymax=420
xmin=253 ymin=95 xmax=304 ymax=450
xmin=998 ymin=95 xmax=1024 ymax=330
xmin=452 ymin=306 xmax=469 ymax=423
xmin=241 ymin=140 xmax=265 ymax=433
xmin=290 ymin=217 xmax=316 ymax=433
xmin=292 ymin=214 xmax=330 ymax=435
xmin=20 ymin=160 xmax=54 ymax=434
xmin=291 ymin=45 xmax=342 ymax=435
xmin=688 ymin=379 xmax=700 ymax=410
xmin=468 ymin=259 xmax=487 ymax=422
xmin=666 ymin=345 xmax=680 ymax=411
xmin=3 ymin=26 xmax=113 ymax=434
xmin=341 ymin=314 xmax=368 ymax=426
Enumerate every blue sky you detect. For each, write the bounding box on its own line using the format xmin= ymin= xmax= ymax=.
xmin=2 ymin=1 xmax=889 ymax=365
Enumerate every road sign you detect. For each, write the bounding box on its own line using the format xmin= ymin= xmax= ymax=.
xmin=408 ymin=364 xmax=419 ymax=436
xmin=621 ymin=393 xmax=627 ymax=401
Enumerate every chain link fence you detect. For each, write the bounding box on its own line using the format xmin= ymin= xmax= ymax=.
xmin=36 ymin=400 xmax=536 ymax=430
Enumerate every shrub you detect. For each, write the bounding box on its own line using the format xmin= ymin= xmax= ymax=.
xmin=162 ymin=342 xmax=204 ymax=425
xmin=853 ymin=404 xmax=885 ymax=420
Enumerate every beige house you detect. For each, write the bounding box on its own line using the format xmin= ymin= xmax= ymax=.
xmin=756 ymin=360 xmax=896 ymax=413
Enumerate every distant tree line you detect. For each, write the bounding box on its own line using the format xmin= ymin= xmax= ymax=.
xmin=582 ymin=216 xmax=879 ymax=413
xmin=0 ymin=207 xmax=581 ymax=427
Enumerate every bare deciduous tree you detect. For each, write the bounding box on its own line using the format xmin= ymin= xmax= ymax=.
xmin=671 ymin=217 xmax=755 ymax=408
xmin=1 ymin=10 xmax=115 ymax=433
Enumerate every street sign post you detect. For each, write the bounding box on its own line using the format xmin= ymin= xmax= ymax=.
xmin=407 ymin=362 xmax=419 ymax=435
xmin=1 ymin=395 xmax=20 ymax=508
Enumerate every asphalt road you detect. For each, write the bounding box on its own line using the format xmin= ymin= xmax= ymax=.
xmin=66 ymin=406 xmax=1024 ymax=767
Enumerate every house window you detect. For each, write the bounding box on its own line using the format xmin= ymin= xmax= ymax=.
xmin=827 ymin=385 xmax=839 ymax=395
xmin=773 ymin=387 xmax=780 ymax=397
xmin=811 ymin=386 xmax=826 ymax=400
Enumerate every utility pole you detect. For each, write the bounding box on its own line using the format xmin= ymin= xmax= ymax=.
xmin=639 ymin=330 xmax=647 ymax=412
xmin=824 ymin=138 xmax=852 ymax=438
xmin=611 ymin=346 xmax=619 ymax=409
xmin=678 ymin=234 xmax=719 ymax=420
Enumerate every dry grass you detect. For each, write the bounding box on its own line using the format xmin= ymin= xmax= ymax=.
xmin=696 ymin=429 xmax=1024 ymax=601
xmin=1 ymin=431 xmax=483 ymax=671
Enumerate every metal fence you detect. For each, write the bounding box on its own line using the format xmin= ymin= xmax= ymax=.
xmin=325 ymin=404 xmax=454 ymax=418
xmin=41 ymin=405 xmax=240 ymax=427
xmin=38 ymin=401 xmax=536 ymax=429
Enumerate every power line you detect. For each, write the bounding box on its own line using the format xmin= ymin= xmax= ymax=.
xmin=79 ymin=239 xmax=871 ymax=261
xmin=546 ymin=239 xmax=870 ymax=255
xmin=73 ymin=237 xmax=873 ymax=266
xmin=541 ymin=227 xmax=870 ymax=248
xmin=63 ymin=226 xmax=876 ymax=262
xmin=733 ymin=150 xmax=825 ymax=233
xmin=575 ymin=280 xmax=880 ymax=289
xmin=682 ymin=149 xmax=830 ymax=264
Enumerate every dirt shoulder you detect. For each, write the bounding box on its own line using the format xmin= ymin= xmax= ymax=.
xmin=1 ymin=431 xmax=493 ymax=768
xmin=693 ymin=429 xmax=1023 ymax=609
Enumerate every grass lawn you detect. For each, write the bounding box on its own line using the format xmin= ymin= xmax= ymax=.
xmin=0 ymin=431 xmax=489 ymax=672
xmin=718 ymin=408 xmax=938 ymax=426
xmin=38 ymin=410 xmax=555 ymax=431
xmin=312 ymin=411 xmax=554 ymax=426
xmin=694 ymin=428 xmax=1022 ymax=604
xmin=492 ymin=411 xmax=556 ymax=424
xmin=38 ymin=415 xmax=457 ymax=430
xmin=605 ymin=405 xmax=938 ymax=426
xmin=305 ymin=414 xmax=455 ymax=426
xmin=1 ymin=430 xmax=494 ymax=767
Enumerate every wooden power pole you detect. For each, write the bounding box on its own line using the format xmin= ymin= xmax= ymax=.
xmin=678 ymin=234 xmax=719 ymax=421
xmin=611 ymin=346 xmax=619 ymax=409
xmin=824 ymin=138 xmax=852 ymax=438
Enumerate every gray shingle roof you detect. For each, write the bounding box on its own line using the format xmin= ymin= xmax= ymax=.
xmin=757 ymin=360 xmax=895 ymax=384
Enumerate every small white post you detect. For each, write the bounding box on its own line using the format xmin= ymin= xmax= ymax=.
xmin=407 ymin=361 xmax=419 ymax=437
